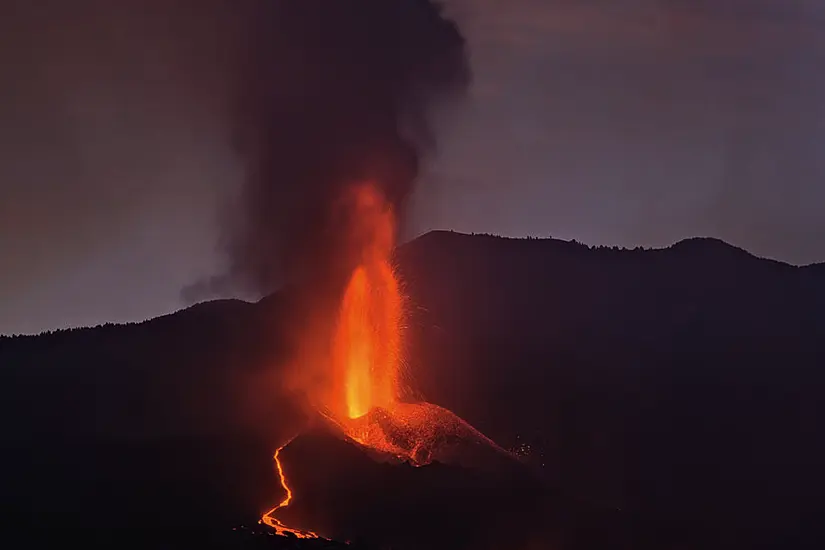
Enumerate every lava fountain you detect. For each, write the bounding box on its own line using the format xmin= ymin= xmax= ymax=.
xmin=332 ymin=238 xmax=402 ymax=422
xmin=262 ymin=182 xmax=510 ymax=536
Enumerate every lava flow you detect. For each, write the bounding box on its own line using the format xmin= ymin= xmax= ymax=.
xmin=261 ymin=183 xmax=510 ymax=537
xmin=261 ymin=440 xmax=319 ymax=539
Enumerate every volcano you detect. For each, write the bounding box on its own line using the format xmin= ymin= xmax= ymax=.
xmin=1 ymin=232 xmax=821 ymax=547
xmin=259 ymin=183 xmax=529 ymax=542
xmin=261 ymin=416 xmax=661 ymax=550
xmin=263 ymin=418 xmax=546 ymax=550
xmin=260 ymin=400 xmax=528 ymax=541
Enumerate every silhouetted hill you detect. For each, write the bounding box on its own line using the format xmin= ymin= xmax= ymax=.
xmin=1 ymin=231 xmax=823 ymax=547
xmin=0 ymin=294 xmax=298 ymax=439
xmin=396 ymin=231 xmax=825 ymax=547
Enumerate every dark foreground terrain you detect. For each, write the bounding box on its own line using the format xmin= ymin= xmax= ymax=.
xmin=14 ymin=529 xmax=353 ymax=550
xmin=1 ymin=231 xmax=824 ymax=548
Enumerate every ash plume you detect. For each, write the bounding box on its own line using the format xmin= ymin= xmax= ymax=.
xmin=198 ymin=0 xmax=470 ymax=301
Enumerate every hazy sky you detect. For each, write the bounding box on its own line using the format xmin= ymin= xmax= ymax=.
xmin=2 ymin=0 xmax=825 ymax=334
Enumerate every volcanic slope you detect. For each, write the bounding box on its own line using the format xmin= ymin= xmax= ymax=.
xmin=325 ymin=400 xmax=518 ymax=472
xmin=264 ymin=419 xmax=661 ymax=550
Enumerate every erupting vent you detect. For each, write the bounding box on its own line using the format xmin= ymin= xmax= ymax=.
xmin=334 ymin=260 xmax=401 ymax=421
xmin=262 ymin=183 xmax=510 ymax=538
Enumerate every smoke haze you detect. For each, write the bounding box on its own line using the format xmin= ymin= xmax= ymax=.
xmin=3 ymin=0 xmax=825 ymax=334
xmin=214 ymin=0 xmax=469 ymax=299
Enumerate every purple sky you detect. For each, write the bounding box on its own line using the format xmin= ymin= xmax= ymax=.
xmin=2 ymin=0 xmax=825 ymax=334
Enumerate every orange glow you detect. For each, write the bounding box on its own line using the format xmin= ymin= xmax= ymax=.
xmin=326 ymin=182 xmax=404 ymax=422
xmin=334 ymin=260 xmax=402 ymax=420
xmin=339 ymin=267 xmax=374 ymax=419
xmin=262 ymin=181 xmax=408 ymax=537
xmin=261 ymin=181 xmax=510 ymax=538
xmin=260 ymin=441 xmax=319 ymax=539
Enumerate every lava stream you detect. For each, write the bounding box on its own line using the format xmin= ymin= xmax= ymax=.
xmin=260 ymin=440 xmax=319 ymax=539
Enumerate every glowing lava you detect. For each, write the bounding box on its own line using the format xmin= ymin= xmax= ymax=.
xmin=262 ymin=182 xmax=407 ymax=536
xmin=330 ymin=182 xmax=403 ymax=424
xmin=334 ymin=261 xmax=402 ymax=421
xmin=261 ymin=440 xmax=319 ymax=539
xmin=261 ymin=182 xmax=512 ymax=537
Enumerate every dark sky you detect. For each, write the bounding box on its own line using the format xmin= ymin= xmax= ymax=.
xmin=2 ymin=0 xmax=824 ymax=334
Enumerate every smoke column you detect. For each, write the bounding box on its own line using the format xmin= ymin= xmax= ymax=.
xmin=213 ymin=0 xmax=470 ymax=300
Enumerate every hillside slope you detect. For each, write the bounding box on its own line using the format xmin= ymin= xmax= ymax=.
xmin=396 ymin=231 xmax=825 ymax=546
xmin=1 ymin=231 xmax=823 ymax=545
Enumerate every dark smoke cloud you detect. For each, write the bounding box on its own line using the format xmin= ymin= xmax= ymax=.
xmin=189 ymin=0 xmax=470 ymax=301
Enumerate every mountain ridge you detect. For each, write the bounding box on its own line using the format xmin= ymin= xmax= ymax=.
xmin=2 ymin=230 xmax=821 ymax=339
xmin=1 ymin=229 xmax=823 ymax=546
